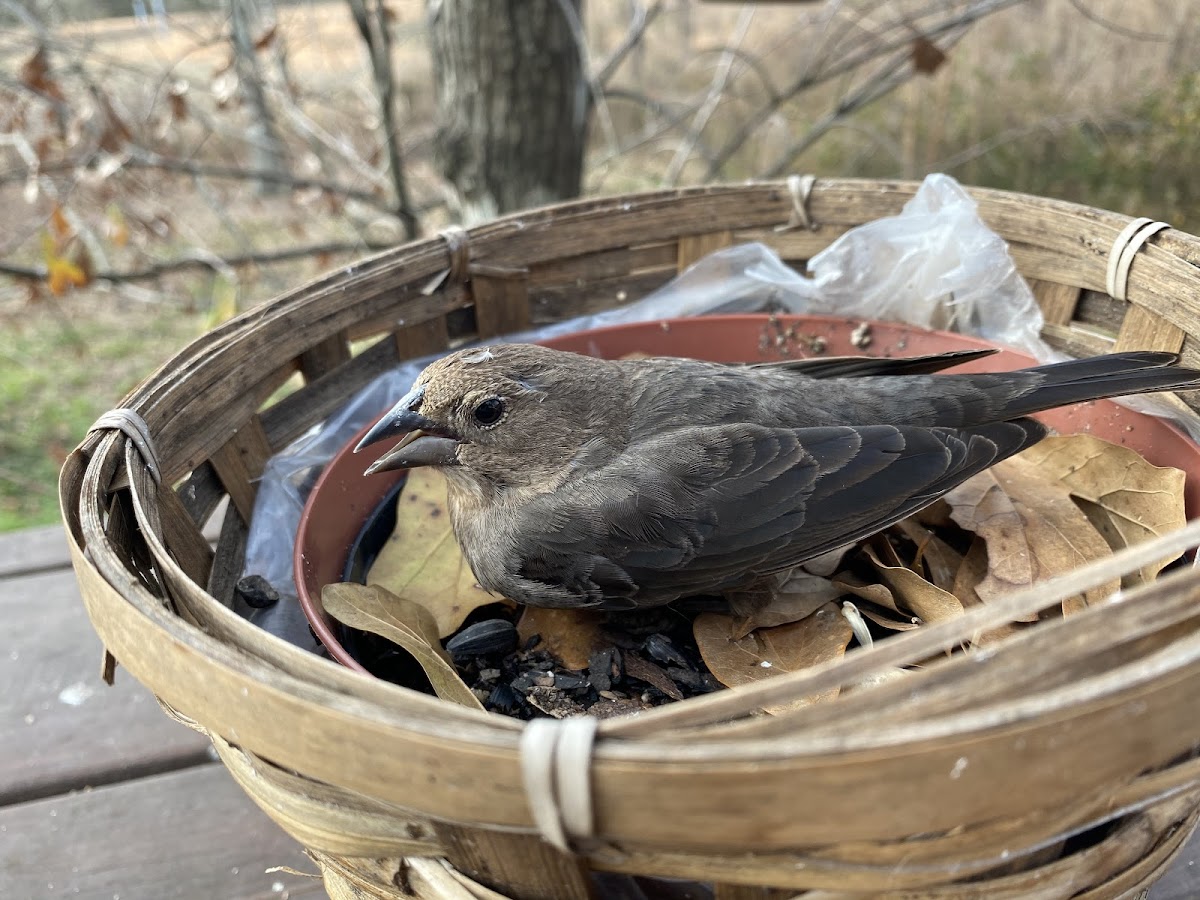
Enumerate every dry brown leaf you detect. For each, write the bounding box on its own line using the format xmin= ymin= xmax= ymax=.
xmin=863 ymin=545 xmax=964 ymax=625
xmin=731 ymin=570 xmax=844 ymax=637
xmin=950 ymin=537 xmax=1024 ymax=646
xmin=20 ymin=46 xmax=65 ymax=102
xmin=912 ymin=36 xmax=948 ymax=75
xmin=945 ymin=454 xmax=1119 ymax=616
xmin=913 ymin=498 xmax=954 ymax=529
xmin=951 ymin=537 xmax=988 ymax=608
xmin=694 ymin=604 xmax=853 ymax=713
xmin=624 ymin=652 xmax=684 ymax=701
xmin=830 ymin=575 xmax=919 ymax=631
xmin=895 ymin=520 xmax=964 ymax=592
xmin=1017 ymin=434 xmax=1187 ymax=586
xmin=321 ymin=583 xmax=482 ymax=709
xmin=368 ymin=468 xmax=502 ymax=637
xmin=516 ymin=606 xmax=607 ymax=670
xmin=801 ymin=545 xmax=852 ymax=577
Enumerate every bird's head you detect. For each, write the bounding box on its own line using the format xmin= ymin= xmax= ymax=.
xmin=355 ymin=344 xmax=626 ymax=498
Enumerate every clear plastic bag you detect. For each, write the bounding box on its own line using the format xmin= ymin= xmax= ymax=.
xmin=240 ymin=173 xmax=1199 ymax=646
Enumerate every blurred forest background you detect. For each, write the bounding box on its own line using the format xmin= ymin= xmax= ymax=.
xmin=2 ymin=0 xmax=1199 ymax=531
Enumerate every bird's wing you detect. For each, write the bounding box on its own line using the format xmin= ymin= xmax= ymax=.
xmin=510 ymin=420 xmax=1041 ymax=608
xmin=750 ymin=347 xmax=997 ymax=378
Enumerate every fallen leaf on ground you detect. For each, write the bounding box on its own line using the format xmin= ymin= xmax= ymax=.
xmin=516 ymin=606 xmax=607 ymax=670
xmin=802 ymin=545 xmax=852 ymax=577
xmin=895 ymin=520 xmax=964 ymax=592
xmin=944 ymin=453 xmax=1118 ymax=617
xmin=730 ymin=570 xmax=844 ymax=637
xmin=1017 ymin=434 xmax=1187 ymax=586
xmin=863 ymin=544 xmax=965 ymax=625
xmin=368 ymin=468 xmax=503 ymax=637
xmin=321 ymin=583 xmax=483 ymax=709
xmin=694 ymin=603 xmax=853 ymax=713
xmin=831 ymin=574 xmax=920 ymax=631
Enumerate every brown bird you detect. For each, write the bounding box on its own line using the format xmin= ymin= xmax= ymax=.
xmin=354 ymin=343 xmax=1200 ymax=611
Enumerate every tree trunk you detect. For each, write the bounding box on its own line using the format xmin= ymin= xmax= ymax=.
xmin=227 ymin=0 xmax=289 ymax=195
xmin=428 ymin=0 xmax=588 ymax=223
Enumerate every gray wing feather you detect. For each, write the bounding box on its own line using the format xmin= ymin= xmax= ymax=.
xmin=509 ymin=419 xmax=1042 ymax=609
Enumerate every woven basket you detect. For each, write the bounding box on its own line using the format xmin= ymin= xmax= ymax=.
xmin=60 ymin=180 xmax=1200 ymax=900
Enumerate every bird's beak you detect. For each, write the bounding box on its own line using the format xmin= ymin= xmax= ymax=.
xmin=356 ymin=385 xmax=461 ymax=474
xmin=364 ymin=428 xmax=460 ymax=474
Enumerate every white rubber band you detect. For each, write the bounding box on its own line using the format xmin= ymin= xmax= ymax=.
xmin=519 ymin=716 xmax=599 ymax=853
xmin=421 ymin=225 xmax=471 ymax=296
xmin=775 ymin=174 xmax=818 ymax=232
xmin=1105 ymin=217 xmax=1170 ymax=301
xmin=89 ymin=408 xmax=161 ymax=484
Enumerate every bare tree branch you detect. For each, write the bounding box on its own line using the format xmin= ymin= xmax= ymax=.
xmin=0 ymin=239 xmax=390 ymax=284
xmin=665 ymin=5 xmax=756 ymax=187
xmin=1067 ymin=0 xmax=1168 ymax=42
xmin=596 ymin=1 xmax=665 ymax=87
xmin=347 ymin=0 xmax=419 ymax=237
xmin=703 ymin=0 xmax=1029 ymax=180
xmin=0 ymin=153 xmax=399 ymax=214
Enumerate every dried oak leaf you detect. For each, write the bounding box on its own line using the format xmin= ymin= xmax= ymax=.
xmin=912 ymin=36 xmax=948 ymax=75
xmin=944 ymin=452 xmax=1117 ymax=617
xmin=951 ymin=537 xmax=1024 ymax=646
xmin=368 ymin=468 xmax=501 ymax=638
xmin=321 ymin=583 xmax=482 ymax=709
xmin=694 ymin=603 xmax=853 ymax=713
xmin=40 ymin=233 xmax=88 ymax=296
xmin=1016 ymin=434 xmax=1187 ymax=586
xmin=516 ymin=606 xmax=607 ymax=670
xmin=863 ymin=542 xmax=964 ymax=625
xmin=894 ymin=519 xmax=963 ymax=593
xmin=730 ymin=570 xmax=844 ymax=638
xmin=20 ymin=47 xmax=65 ymax=102
xmin=830 ymin=574 xmax=919 ymax=631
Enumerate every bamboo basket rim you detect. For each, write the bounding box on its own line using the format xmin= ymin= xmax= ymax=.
xmin=59 ymin=178 xmax=1200 ymax=864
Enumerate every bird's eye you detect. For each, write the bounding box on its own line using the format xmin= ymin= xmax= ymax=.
xmin=472 ymin=397 xmax=505 ymax=428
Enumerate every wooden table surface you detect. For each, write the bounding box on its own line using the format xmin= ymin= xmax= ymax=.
xmin=4 ymin=522 xmax=1200 ymax=900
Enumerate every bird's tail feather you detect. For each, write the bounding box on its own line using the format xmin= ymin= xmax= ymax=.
xmin=1012 ymin=351 xmax=1200 ymax=416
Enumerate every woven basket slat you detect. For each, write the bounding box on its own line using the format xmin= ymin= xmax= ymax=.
xmin=431 ymin=825 xmax=593 ymax=900
xmin=393 ymin=316 xmax=452 ymax=361
xmin=61 ymin=180 xmax=1200 ymax=898
xmin=525 ymin=240 xmax=677 ymax=286
xmin=212 ymin=734 xmax=444 ymax=858
xmin=261 ymin=333 xmax=403 ymax=452
xmin=1116 ymin=301 xmax=1188 ymax=353
xmin=1040 ymin=322 xmax=1116 ymax=361
xmin=731 ymin=227 xmax=851 ymax=260
xmin=299 ymin=331 xmax=354 ymax=382
xmin=1073 ymin=290 xmax=1127 ymax=338
xmin=346 ymin=285 xmax=474 ymax=347
xmin=207 ymin=499 xmax=247 ymax=607
xmin=528 ymin=270 xmax=674 ymax=324
xmin=208 ymin=415 xmax=275 ymax=520
xmin=148 ymin=461 xmax=214 ymax=586
xmin=471 ymin=269 xmax=533 ymax=339
xmin=176 ymin=460 xmax=228 ymax=529
xmin=1029 ymin=278 xmax=1083 ymax=326
xmin=676 ymin=230 xmax=735 ymax=269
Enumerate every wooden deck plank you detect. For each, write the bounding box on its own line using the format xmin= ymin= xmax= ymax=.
xmin=3 ymin=566 xmax=212 ymax=805
xmin=0 ymin=763 xmax=320 ymax=900
xmin=0 ymin=498 xmax=227 ymax=579
xmin=0 ymin=523 xmax=71 ymax=578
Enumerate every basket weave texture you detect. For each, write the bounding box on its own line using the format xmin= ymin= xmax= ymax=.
xmin=59 ymin=180 xmax=1200 ymax=900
